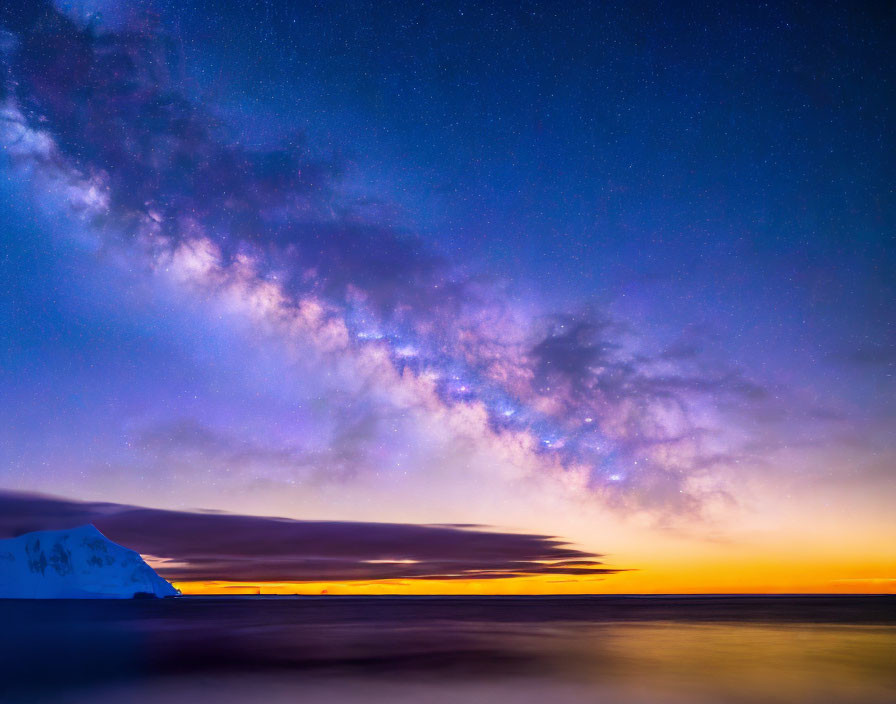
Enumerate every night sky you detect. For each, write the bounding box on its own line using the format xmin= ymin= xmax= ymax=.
xmin=0 ymin=0 xmax=893 ymax=593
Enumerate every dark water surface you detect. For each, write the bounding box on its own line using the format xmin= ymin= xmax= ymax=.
xmin=2 ymin=596 xmax=895 ymax=703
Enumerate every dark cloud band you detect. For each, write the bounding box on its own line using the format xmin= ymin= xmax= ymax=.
xmin=0 ymin=490 xmax=622 ymax=583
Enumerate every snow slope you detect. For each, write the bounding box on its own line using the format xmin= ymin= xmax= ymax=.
xmin=0 ymin=525 xmax=179 ymax=598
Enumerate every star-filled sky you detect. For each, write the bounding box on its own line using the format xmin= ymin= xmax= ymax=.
xmin=0 ymin=0 xmax=893 ymax=594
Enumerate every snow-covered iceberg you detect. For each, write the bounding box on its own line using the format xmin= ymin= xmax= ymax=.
xmin=0 ymin=525 xmax=178 ymax=598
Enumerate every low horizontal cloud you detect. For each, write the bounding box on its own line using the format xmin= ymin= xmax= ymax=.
xmin=0 ymin=490 xmax=622 ymax=583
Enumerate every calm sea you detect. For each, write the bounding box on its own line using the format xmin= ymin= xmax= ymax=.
xmin=2 ymin=595 xmax=894 ymax=703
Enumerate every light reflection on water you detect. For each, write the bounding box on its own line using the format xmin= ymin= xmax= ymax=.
xmin=3 ymin=597 xmax=894 ymax=704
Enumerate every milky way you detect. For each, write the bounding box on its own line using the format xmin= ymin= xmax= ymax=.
xmin=1 ymin=0 xmax=893 ymax=545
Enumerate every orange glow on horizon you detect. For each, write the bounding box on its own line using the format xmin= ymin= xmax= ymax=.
xmin=160 ymin=494 xmax=896 ymax=598
xmin=174 ymin=567 xmax=896 ymax=596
